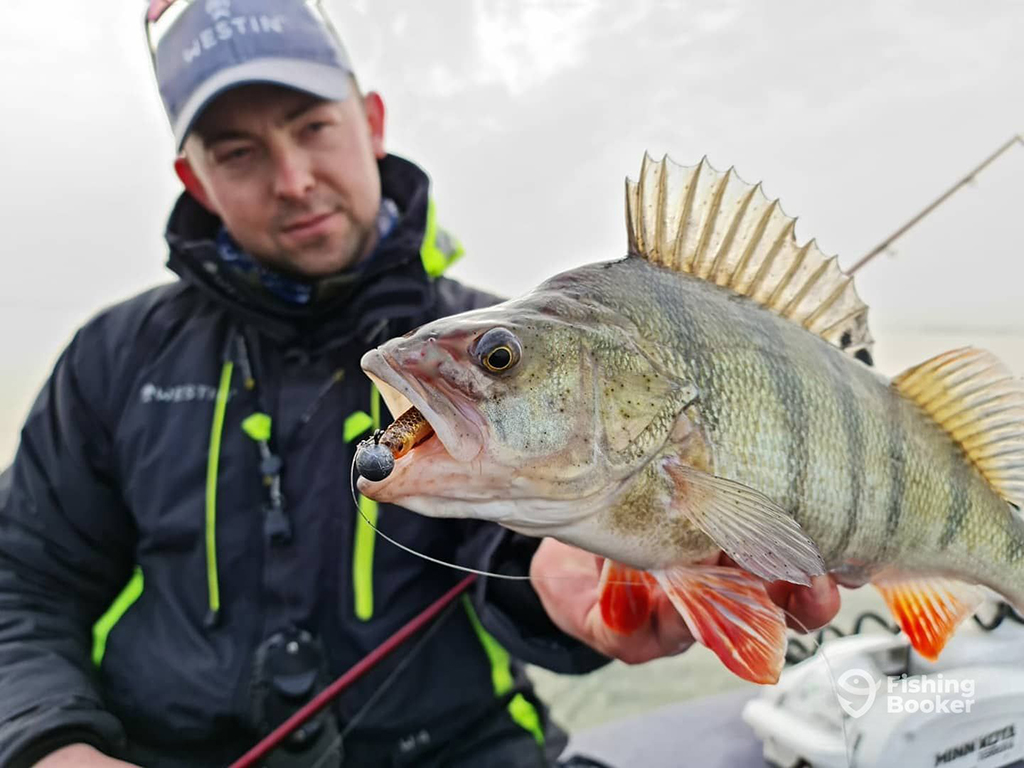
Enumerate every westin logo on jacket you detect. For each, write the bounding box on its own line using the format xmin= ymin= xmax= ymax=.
xmin=140 ymin=383 xmax=234 ymax=404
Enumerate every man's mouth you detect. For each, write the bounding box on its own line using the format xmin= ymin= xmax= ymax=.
xmin=280 ymin=211 xmax=337 ymax=237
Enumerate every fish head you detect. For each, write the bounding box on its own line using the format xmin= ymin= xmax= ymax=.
xmin=357 ymin=288 xmax=665 ymax=530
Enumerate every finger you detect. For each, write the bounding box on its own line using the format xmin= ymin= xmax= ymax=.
xmin=531 ymin=538 xmax=599 ymax=581
xmin=716 ymin=551 xmax=838 ymax=632
xmin=651 ymin=593 xmax=695 ymax=653
xmin=587 ymin=605 xmax=693 ymax=665
xmin=768 ymin=575 xmax=840 ymax=632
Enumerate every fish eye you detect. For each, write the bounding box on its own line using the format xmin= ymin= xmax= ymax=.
xmin=475 ymin=328 xmax=521 ymax=374
xmin=485 ymin=346 xmax=514 ymax=371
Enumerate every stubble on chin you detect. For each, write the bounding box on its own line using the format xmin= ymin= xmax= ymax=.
xmin=271 ymin=221 xmax=378 ymax=278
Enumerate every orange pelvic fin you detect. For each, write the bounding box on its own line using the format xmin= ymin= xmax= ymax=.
xmin=653 ymin=565 xmax=787 ymax=684
xmin=598 ymin=560 xmax=658 ymax=635
xmin=874 ymin=575 xmax=984 ymax=660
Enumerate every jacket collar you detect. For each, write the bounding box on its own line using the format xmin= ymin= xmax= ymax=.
xmin=164 ymin=154 xmax=437 ymax=351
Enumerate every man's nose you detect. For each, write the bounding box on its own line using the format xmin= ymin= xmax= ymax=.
xmin=272 ymin=147 xmax=315 ymax=200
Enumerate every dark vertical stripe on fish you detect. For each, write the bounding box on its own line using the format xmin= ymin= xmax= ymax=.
xmin=662 ymin=276 xmax=723 ymax=438
xmin=833 ymin=370 xmax=865 ymax=560
xmin=1007 ymin=505 xmax=1024 ymax=563
xmin=940 ymin=450 xmax=971 ymax=550
xmin=754 ymin=330 xmax=809 ymax=527
xmin=883 ymin=391 xmax=907 ymax=559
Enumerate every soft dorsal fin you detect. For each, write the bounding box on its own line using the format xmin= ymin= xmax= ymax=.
xmin=625 ymin=153 xmax=873 ymax=363
xmin=893 ymin=347 xmax=1024 ymax=507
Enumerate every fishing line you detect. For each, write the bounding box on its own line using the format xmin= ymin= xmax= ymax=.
xmin=351 ymin=454 xmax=856 ymax=767
xmin=777 ymin=605 xmax=855 ymax=768
xmin=350 ymin=456 xmax=670 ymax=589
xmin=349 ymin=458 xmax=532 ymax=581
xmin=307 ymin=595 xmax=464 ymax=768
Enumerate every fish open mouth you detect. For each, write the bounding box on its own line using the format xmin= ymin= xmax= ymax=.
xmin=359 ymin=348 xmax=485 ymax=471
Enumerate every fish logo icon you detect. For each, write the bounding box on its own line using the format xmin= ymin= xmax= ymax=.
xmin=835 ymin=668 xmax=881 ymax=719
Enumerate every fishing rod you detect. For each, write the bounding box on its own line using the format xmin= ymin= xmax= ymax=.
xmin=228 ymin=573 xmax=477 ymax=768
xmin=848 ymin=133 xmax=1024 ymax=275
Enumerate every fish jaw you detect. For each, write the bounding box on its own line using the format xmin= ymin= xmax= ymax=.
xmin=361 ymin=346 xmax=485 ymax=464
xmin=357 ymin=340 xmax=537 ymax=521
xmin=354 ymin=423 xmax=616 ymax=530
xmin=355 ymin=425 xmax=503 ymax=515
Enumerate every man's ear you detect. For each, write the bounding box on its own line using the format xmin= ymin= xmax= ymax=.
xmin=174 ymin=156 xmax=216 ymax=212
xmin=363 ymin=91 xmax=386 ymax=160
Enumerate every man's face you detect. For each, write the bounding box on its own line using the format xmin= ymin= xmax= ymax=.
xmin=181 ymin=83 xmax=386 ymax=278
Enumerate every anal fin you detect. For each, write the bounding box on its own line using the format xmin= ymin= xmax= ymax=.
xmin=652 ymin=565 xmax=787 ymax=684
xmin=874 ymin=575 xmax=984 ymax=660
xmin=598 ymin=560 xmax=658 ymax=635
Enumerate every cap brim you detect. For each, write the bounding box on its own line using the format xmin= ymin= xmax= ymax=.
xmin=173 ymin=58 xmax=351 ymax=150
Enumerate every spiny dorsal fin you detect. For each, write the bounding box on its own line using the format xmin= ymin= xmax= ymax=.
xmin=625 ymin=153 xmax=873 ymax=363
xmin=893 ymin=347 xmax=1024 ymax=507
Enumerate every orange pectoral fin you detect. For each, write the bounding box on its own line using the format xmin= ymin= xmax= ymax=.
xmin=874 ymin=576 xmax=984 ymax=660
xmin=598 ymin=560 xmax=658 ymax=635
xmin=653 ymin=565 xmax=787 ymax=685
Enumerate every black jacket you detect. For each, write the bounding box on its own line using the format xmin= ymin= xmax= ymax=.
xmin=0 ymin=155 xmax=606 ymax=767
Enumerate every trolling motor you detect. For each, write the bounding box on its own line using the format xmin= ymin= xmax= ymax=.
xmin=742 ymin=603 xmax=1024 ymax=768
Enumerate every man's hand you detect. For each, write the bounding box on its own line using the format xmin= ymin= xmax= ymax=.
xmin=33 ymin=744 xmax=139 ymax=768
xmin=530 ymin=538 xmax=840 ymax=665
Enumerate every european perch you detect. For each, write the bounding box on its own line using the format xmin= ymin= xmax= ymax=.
xmin=356 ymin=154 xmax=1024 ymax=685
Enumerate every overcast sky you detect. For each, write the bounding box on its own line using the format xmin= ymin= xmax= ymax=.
xmin=1 ymin=0 xmax=1022 ymax=462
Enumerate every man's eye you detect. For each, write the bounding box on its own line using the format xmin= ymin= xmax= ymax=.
xmin=305 ymin=121 xmax=331 ymax=135
xmin=218 ymin=147 xmax=252 ymax=163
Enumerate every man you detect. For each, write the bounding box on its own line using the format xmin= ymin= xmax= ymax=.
xmin=0 ymin=2 xmax=840 ymax=766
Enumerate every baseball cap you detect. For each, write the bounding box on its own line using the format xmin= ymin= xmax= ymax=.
xmin=145 ymin=0 xmax=354 ymax=150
